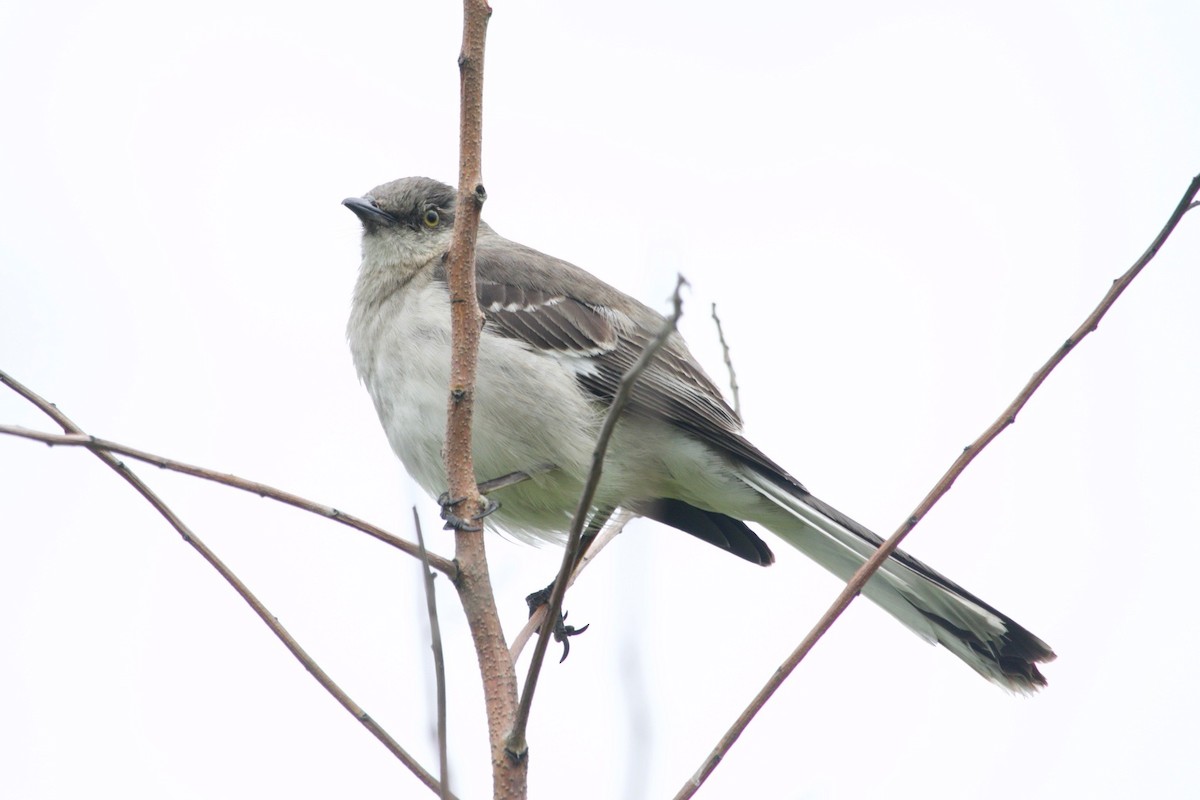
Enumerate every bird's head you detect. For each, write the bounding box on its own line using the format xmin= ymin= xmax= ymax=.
xmin=343 ymin=176 xmax=459 ymax=281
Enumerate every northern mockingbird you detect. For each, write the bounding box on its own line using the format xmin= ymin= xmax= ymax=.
xmin=344 ymin=176 xmax=1055 ymax=692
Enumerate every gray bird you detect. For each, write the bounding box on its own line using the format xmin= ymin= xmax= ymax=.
xmin=344 ymin=176 xmax=1055 ymax=692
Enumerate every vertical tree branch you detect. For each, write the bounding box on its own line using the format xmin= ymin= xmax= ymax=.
xmin=442 ymin=1 xmax=526 ymax=797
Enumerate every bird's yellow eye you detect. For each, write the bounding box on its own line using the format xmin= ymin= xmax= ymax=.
xmin=423 ymin=209 xmax=440 ymax=228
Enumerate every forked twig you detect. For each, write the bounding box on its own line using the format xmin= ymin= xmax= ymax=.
xmin=0 ymin=370 xmax=453 ymax=798
xmin=710 ymin=302 xmax=741 ymax=417
xmin=675 ymin=174 xmax=1200 ymax=799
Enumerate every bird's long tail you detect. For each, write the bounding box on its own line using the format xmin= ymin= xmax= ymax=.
xmin=739 ymin=470 xmax=1055 ymax=692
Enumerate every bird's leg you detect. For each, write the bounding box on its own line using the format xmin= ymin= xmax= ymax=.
xmin=525 ymin=506 xmax=614 ymax=661
xmin=436 ymin=465 xmax=552 ymax=531
xmin=572 ymin=505 xmax=613 ymax=575
xmin=477 ymin=468 xmax=540 ymax=494
xmin=437 ymin=491 xmax=500 ymax=532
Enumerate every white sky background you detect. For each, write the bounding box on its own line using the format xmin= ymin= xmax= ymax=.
xmin=2 ymin=1 xmax=1199 ymax=798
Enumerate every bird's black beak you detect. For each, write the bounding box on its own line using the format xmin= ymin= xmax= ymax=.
xmin=342 ymin=196 xmax=396 ymax=226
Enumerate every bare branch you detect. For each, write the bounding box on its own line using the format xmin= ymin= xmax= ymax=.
xmin=0 ymin=423 xmax=456 ymax=577
xmin=413 ymin=509 xmax=451 ymax=799
xmin=442 ymin=0 xmax=493 ymax=529
xmin=506 ymin=276 xmax=687 ymax=760
xmin=674 ymin=173 xmax=1200 ymax=799
xmin=0 ymin=371 xmax=452 ymax=797
xmin=710 ymin=302 xmax=741 ymax=417
xmin=439 ymin=1 xmax=527 ymax=796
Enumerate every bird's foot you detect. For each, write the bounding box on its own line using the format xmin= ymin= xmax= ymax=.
xmin=526 ymin=585 xmax=590 ymax=663
xmin=437 ymin=491 xmax=500 ymax=532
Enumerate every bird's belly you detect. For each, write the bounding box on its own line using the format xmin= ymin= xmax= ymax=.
xmin=366 ymin=323 xmax=609 ymax=543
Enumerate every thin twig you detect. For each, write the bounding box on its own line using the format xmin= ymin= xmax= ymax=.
xmin=674 ymin=173 xmax=1200 ymax=799
xmin=710 ymin=302 xmax=741 ymax=417
xmin=506 ymin=276 xmax=687 ymax=760
xmin=0 ymin=371 xmax=452 ymax=798
xmin=0 ymin=424 xmax=456 ymax=577
xmin=508 ymin=508 xmax=634 ymax=662
xmin=413 ymin=508 xmax=451 ymax=799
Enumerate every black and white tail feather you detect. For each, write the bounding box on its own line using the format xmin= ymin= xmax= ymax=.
xmin=345 ymin=176 xmax=1056 ymax=694
xmin=740 ymin=470 xmax=1054 ymax=692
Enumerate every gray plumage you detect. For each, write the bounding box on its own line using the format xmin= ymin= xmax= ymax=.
xmin=345 ymin=176 xmax=1055 ymax=692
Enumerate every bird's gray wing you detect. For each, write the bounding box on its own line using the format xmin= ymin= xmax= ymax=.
xmin=452 ymin=234 xmax=1042 ymax=608
xmin=431 ymin=235 xmax=790 ymax=564
xmin=432 ymin=234 xmax=808 ymax=496
xmin=453 ymin=244 xmax=1051 ymax=648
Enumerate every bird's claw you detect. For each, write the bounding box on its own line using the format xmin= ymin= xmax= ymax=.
xmin=554 ymin=612 xmax=589 ymax=663
xmin=526 ymin=585 xmax=589 ymax=662
xmin=438 ymin=492 xmax=500 ymax=532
